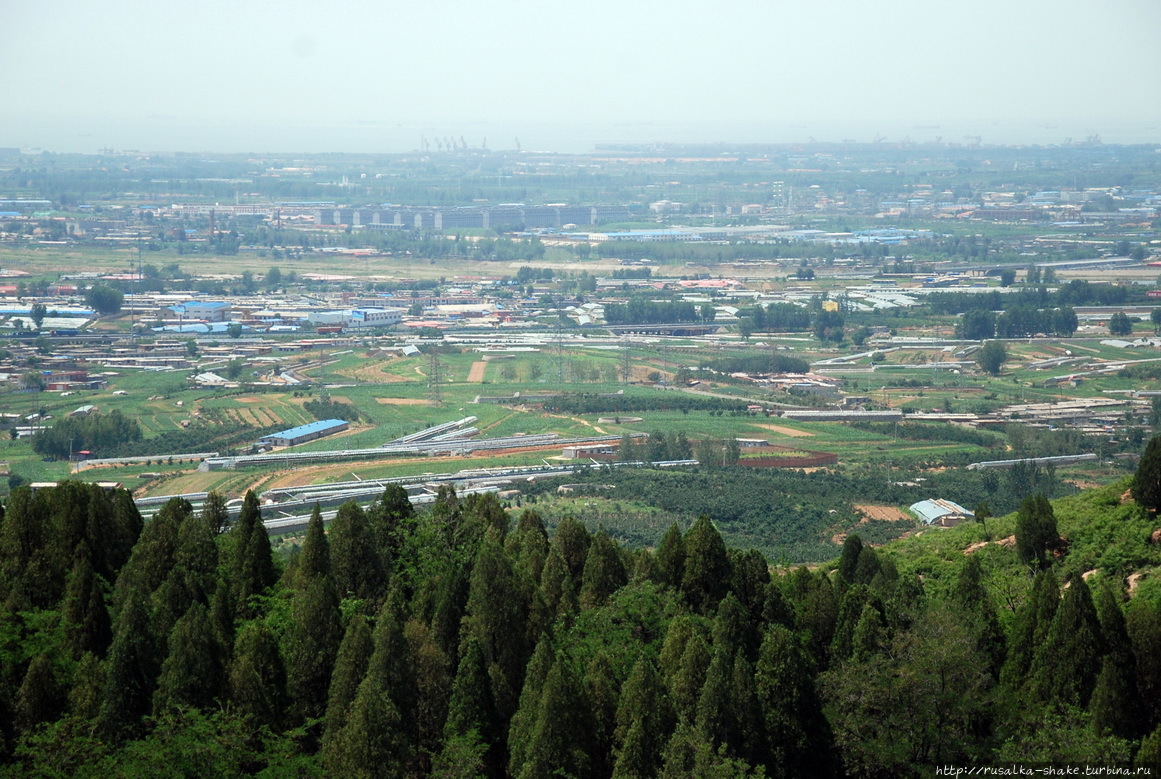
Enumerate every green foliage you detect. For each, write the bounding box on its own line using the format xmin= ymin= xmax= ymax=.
xmin=977 ymin=340 xmax=1008 ymax=375
xmin=1132 ymin=436 xmax=1161 ymax=514
xmin=303 ymin=397 xmax=360 ymax=422
xmin=31 ymin=410 xmax=142 ymax=459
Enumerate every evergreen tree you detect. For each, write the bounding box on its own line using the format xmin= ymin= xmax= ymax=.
xmin=952 ymin=556 xmax=1006 ymax=677
xmin=324 ymin=674 xmax=408 ymax=778
xmin=507 ymin=636 xmax=555 ymax=775
xmin=613 ymin=659 xmax=678 ymax=779
xmin=460 ymin=529 xmax=531 ymax=722
xmin=695 ymin=645 xmax=734 ymax=752
xmin=286 ymin=575 xmax=343 ymax=722
xmin=1000 ymin=568 xmax=1059 ymax=688
xmin=584 ymin=652 xmax=618 ymax=778
xmin=1132 ymin=436 xmax=1161 ymax=513
xmin=578 ymin=530 xmax=628 ymax=609
xmin=1127 ymin=601 xmax=1161 ymax=727
xmin=228 ymin=491 xmax=276 ymax=619
xmin=729 ymin=548 xmax=771 ymax=628
xmin=444 ymin=636 xmax=501 ymax=776
xmin=323 ymin=614 xmax=374 ymax=744
xmin=655 ymin=523 xmax=686 ymax=589
xmin=508 ymin=509 xmax=549 ymax=583
xmin=228 ymin=621 xmax=288 ymax=731
xmin=405 ymin=617 xmax=452 ymax=770
xmin=1091 ymin=657 xmax=1138 ymax=739
xmin=830 ymin=584 xmax=875 ymax=663
xmin=850 ymin=602 xmax=888 ymax=662
xmin=68 ymin=651 xmax=105 ymax=720
xmin=680 ymin=515 xmax=730 ymax=614
xmin=1031 ymin=576 xmax=1105 ymax=707
xmin=97 ymin=591 xmax=159 ymax=741
xmin=15 ymin=655 xmax=64 ymax=735
xmin=1015 ymin=494 xmax=1059 ymax=569
xmin=538 ymin=546 xmax=578 ymax=623
xmin=837 ymin=534 xmax=863 ymax=585
xmin=363 ymin=595 xmax=419 ymax=749
xmin=153 ymin=603 xmax=225 ymax=713
xmin=328 ymin=501 xmax=385 ymax=604
xmin=755 ymin=623 xmax=833 ymax=778
xmin=552 ymin=517 xmax=591 ymax=582
xmin=517 ymin=657 xmax=591 ymax=779
xmin=199 ymin=490 xmax=230 ymax=536
xmin=294 ymin=504 xmax=330 ymax=590
xmin=61 ymin=545 xmax=112 ymax=659
xmin=670 ymin=632 xmax=711 ymax=724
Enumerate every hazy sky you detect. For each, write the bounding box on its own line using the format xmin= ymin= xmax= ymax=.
xmin=3 ymin=0 xmax=1160 ymax=153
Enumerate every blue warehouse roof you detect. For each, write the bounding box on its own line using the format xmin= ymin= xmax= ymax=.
xmin=262 ymin=419 xmax=349 ymax=440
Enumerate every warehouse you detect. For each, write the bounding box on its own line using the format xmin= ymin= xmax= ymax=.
xmin=259 ymin=419 xmax=349 ymax=448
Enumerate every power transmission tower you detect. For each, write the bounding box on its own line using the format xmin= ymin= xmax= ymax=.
xmin=619 ymin=338 xmax=633 ymax=384
xmin=554 ymin=295 xmax=565 ymax=384
xmin=427 ymin=348 xmax=444 ymax=406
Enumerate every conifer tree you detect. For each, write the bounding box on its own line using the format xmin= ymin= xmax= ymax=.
xmin=507 ymin=636 xmax=555 ymax=775
xmin=655 ymin=523 xmax=686 ymax=589
xmin=608 ymin=659 xmax=673 ymax=779
xmin=68 ymin=651 xmax=105 ymax=720
xmin=552 ymin=517 xmax=591 ymax=582
xmin=671 ymin=633 xmax=711 ymax=724
xmin=153 ymin=602 xmax=225 ymax=713
xmin=952 ymin=556 xmax=1006 ymax=677
xmin=362 ymin=594 xmax=419 ymax=746
xmin=517 ymin=657 xmax=591 ymax=779
xmin=62 ymin=545 xmax=111 ymax=659
xmin=228 ymin=491 xmax=276 ymax=619
xmin=229 ymin=621 xmax=288 ymax=731
xmin=108 ymin=487 xmax=144 ymax=575
xmin=538 ymin=546 xmax=577 ymax=622
xmin=728 ymin=548 xmax=771 ymax=626
xmin=729 ymin=651 xmax=766 ymax=767
xmin=431 ymin=563 xmax=470 ymax=662
xmin=584 ymin=652 xmax=618 ymax=777
xmin=1000 ymin=568 xmax=1058 ymax=688
xmin=405 ymin=617 xmax=452 ymax=769
xmin=755 ymin=623 xmax=833 ymax=778
xmin=680 ymin=515 xmax=730 ymax=614
xmin=286 ymin=575 xmax=343 ymax=722
xmin=173 ymin=508 xmax=220 ymax=606
xmin=329 ymin=501 xmax=386 ymax=604
xmin=199 ymin=489 xmax=230 ymax=536
xmin=324 ymin=674 xmax=408 ymax=778
xmin=461 ymin=529 xmax=530 ymax=721
xmin=444 ymin=636 xmax=501 ymax=775
xmin=295 ymin=505 xmax=330 ymax=590
xmin=837 ymin=534 xmax=863 ymax=585
xmin=323 ymin=614 xmax=373 ymax=744
xmin=15 ymin=654 xmax=64 ymax=735
xmin=659 ymin=616 xmax=697 ymax=683
xmin=578 ymin=530 xmax=628 ymax=610
xmin=114 ymin=497 xmax=185 ymax=608
xmin=1127 ymin=601 xmax=1161 ymax=726
xmin=508 ymin=509 xmax=550 ymax=583
xmin=1015 ymin=494 xmax=1059 ymax=569
xmin=695 ymin=646 xmax=734 ymax=752
xmin=1091 ymin=657 xmax=1138 ymax=739
xmin=97 ymin=591 xmax=159 ymax=741
xmin=850 ymin=602 xmax=888 ymax=662
xmin=830 ymin=584 xmax=874 ymax=663
xmin=1131 ymin=435 xmax=1161 ymax=513
xmin=1030 ymin=576 xmax=1104 ymax=707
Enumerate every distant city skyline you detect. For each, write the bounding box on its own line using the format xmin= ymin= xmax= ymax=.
xmin=3 ymin=0 xmax=1159 ymax=154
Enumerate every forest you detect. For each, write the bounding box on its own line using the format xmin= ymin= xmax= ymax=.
xmin=5 ymin=465 xmax=1159 ymax=776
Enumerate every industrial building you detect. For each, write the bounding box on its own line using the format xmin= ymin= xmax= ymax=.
xmin=259 ymin=419 xmax=350 ymax=448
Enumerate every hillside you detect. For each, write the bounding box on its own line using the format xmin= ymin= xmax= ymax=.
xmin=3 ymin=470 xmax=1161 ymax=775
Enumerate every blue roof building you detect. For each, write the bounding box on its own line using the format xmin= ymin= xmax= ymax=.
xmin=259 ymin=419 xmax=350 ymax=447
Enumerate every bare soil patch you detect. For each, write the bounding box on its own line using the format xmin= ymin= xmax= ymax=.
xmin=236 ymin=396 xmax=263 ymax=403
xmin=853 ymin=504 xmax=912 ymax=522
xmin=375 ymin=397 xmax=432 ymax=406
xmin=756 ymin=423 xmax=815 ymax=438
xmin=467 ymin=361 xmax=488 ymax=382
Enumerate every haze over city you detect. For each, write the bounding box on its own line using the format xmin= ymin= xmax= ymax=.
xmin=4 ymin=0 xmax=1160 ymax=153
